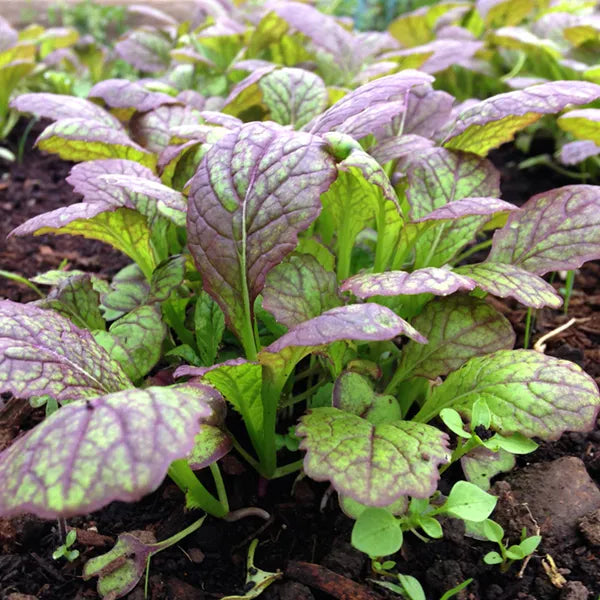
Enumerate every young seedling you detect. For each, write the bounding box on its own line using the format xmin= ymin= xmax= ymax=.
xmin=52 ymin=529 xmax=79 ymax=562
xmin=482 ymin=520 xmax=541 ymax=572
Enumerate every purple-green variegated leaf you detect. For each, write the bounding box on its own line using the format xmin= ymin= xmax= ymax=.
xmin=331 ymin=101 xmax=406 ymax=142
xmin=0 ymin=386 xmax=212 ymax=518
xmin=307 ymin=71 xmax=433 ymax=136
xmin=333 ymin=372 xmax=401 ymax=424
xmin=115 ymin=27 xmax=172 ymax=73
xmin=223 ymin=65 xmax=279 ymax=116
xmin=131 ymin=105 xmax=203 ymax=153
xmin=88 ymin=78 xmax=178 ymax=112
xmin=0 ymin=17 xmax=18 ymax=51
xmin=10 ymin=206 xmax=156 ymax=280
xmin=262 ymin=254 xmax=342 ymax=329
xmin=94 ymin=305 xmax=166 ymax=382
xmin=187 ymin=425 xmax=232 ymax=470
xmin=271 ymin=1 xmax=359 ymax=73
xmin=11 ymin=93 xmax=123 ymax=129
xmin=34 ymin=273 xmax=105 ymax=331
xmin=148 ymin=255 xmax=186 ymax=303
xmin=399 ymin=296 xmax=515 ymax=380
xmin=296 ymin=407 xmax=450 ymax=505
xmin=417 ymin=350 xmax=600 ymax=440
xmin=266 ymin=304 xmax=427 ymax=354
xmin=259 ymin=68 xmax=328 ymax=130
xmin=370 ymin=134 xmax=434 ymax=165
xmin=487 ymin=185 xmax=600 ymax=275
xmin=477 ymin=0 xmax=533 ymax=27
xmin=444 ymin=81 xmax=600 ymax=156
xmin=557 ymin=109 xmax=600 ymax=146
xmin=186 ymin=122 xmax=337 ymax=341
xmin=128 ymin=3 xmax=178 ymax=26
xmin=173 ymin=357 xmax=248 ymax=380
xmin=176 ymin=90 xmax=208 ymax=110
xmin=100 ymin=264 xmax=149 ymax=321
xmin=67 ymin=159 xmax=160 ymax=199
xmin=461 ymin=446 xmax=515 ymax=490
xmin=413 ymin=197 xmax=517 ymax=222
xmin=341 ymin=268 xmax=476 ymax=299
xmin=35 ymin=118 xmax=156 ymax=169
xmin=455 ymin=263 xmax=562 ymax=309
xmin=97 ymin=174 xmax=187 ymax=226
xmin=559 ymin=140 xmax=600 ymax=165
xmin=407 ymin=149 xmax=501 ymax=219
xmin=0 ymin=300 xmax=131 ymax=402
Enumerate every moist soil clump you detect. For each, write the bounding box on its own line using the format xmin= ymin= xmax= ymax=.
xmin=1 ymin=136 xmax=600 ymax=599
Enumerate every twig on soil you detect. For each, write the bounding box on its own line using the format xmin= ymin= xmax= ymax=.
xmin=517 ymin=504 xmax=541 ymax=579
xmin=533 ymin=317 xmax=584 ymax=353
xmin=231 ymin=514 xmax=276 ymax=552
xmin=224 ymin=507 xmax=271 ymax=522
xmin=286 ymin=561 xmax=386 ymax=600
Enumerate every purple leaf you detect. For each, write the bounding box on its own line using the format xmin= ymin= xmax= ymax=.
xmin=296 ymin=407 xmax=450 ymax=505
xmin=35 ymin=118 xmax=156 ymax=168
xmin=370 ymin=134 xmax=435 ymax=165
xmin=413 ymin=197 xmax=517 ymax=222
xmin=11 ymin=93 xmax=123 ymax=129
xmin=262 ymin=254 xmax=342 ymax=328
xmin=487 ymin=185 xmax=600 ymax=275
xmin=0 ymin=386 xmax=212 ymax=518
xmin=67 ymin=159 xmax=160 ymax=199
xmin=418 ymin=350 xmax=600 ymax=440
xmin=559 ymin=140 xmax=600 ymax=165
xmin=307 ymin=71 xmax=433 ymax=136
xmin=176 ymin=90 xmax=208 ymax=110
xmin=407 ymin=149 xmax=501 ymax=220
xmin=173 ymin=357 xmax=248 ymax=380
xmin=341 ymin=268 xmax=476 ymax=299
xmin=0 ymin=300 xmax=131 ymax=402
xmin=128 ymin=4 xmax=178 ymax=26
xmin=0 ymin=17 xmax=18 ymax=51
xmin=131 ymin=104 xmax=203 ymax=153
xmin=88 ymin=78 xmax=178 ymax=112
xmin=444 ymin=81 xmax=600 ymax=156
xmin=400 ymin=296 xmax=515 ymax=379
xmin=391 ymin=40 xmax=483 ymax=75
xmin=266 ymin=304 xmax=427 ymax=354
xmin=455 ymin=262 xmax=563 ymax=309
xmin=186 ymin=122 xmax=337 ymax=342
xmin=223 ymin=65 xmax=279 ymax=114
xmin=115 ymin=27 xmax=172 ymax=72
xmin=187 ymin=425 xmax=232 ymax=470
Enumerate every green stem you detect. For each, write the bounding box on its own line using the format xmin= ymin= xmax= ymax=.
xmin=563 ymin=270 xmax=575 ymax=314
xmin=454 ymin=239 xmax=493 ymax=265
xmin=167 ymin=459 xmax=227 ymax=518
xmin=374 ymin=196 xmax=388 ymax=273
xmin=210 ymin=463 xmax=229 ymax=514
xmin=226 ymin=431 xmax=262 ymax=473
xmin=17 ymin=117 xmax=38 ymax=165
xmin=384 ymin=361 xmax=413 ymax=395
xmin=437 ymin=437 xmax=479 ymax=475
xmin=271 ymin=459 xmax=304 ymax=479
xmin=523 ymin=307 xmax=535 ymax=350
xmin=260 ymin=379 xmax=282 ymax=478
xmin=419 ymin=223 xmax=446 ymax=269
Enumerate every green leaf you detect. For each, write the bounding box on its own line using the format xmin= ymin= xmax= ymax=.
xmin=518 ymin=535 xmax=541 ymax=555
xmin=420 ymin=516 xmax=443 ymax=538
xmin=440 ymin=408 xmax=471 ymax=439
xmin=559 ymin=109 xmax=600 ymax=145
xmin=442 ymin=481 xmax=497 ymax=522
xmin=94 ymin=305 xmax=166 ymax=381
xmin=461 ymin=447 xmax=515 ymax=490
xmin=296 ymin=407 xmax=450 ymax=505
xmin=483 ymin=551 xmax=503 ymax=565
xmin=416 ymin=350 xmax=600 ymax=440
xmin=483 ymin=519 xmax=504 ymax=543
xmin=194 ymin=292 xmax=225 ymax=366
xmin=36 ymin=118 xmax=156 ymax=168
xmin=351 ymin=508 xmax=403 ymax=557
xmin=398 ymin=574 xmax=426 ymax=600
xmin=339 ymin=494 xmax=408 ymax=520
xmin=479 ymin=0 xmax=534 ymax=26
xmin=399 ymin=296 xmax=515 ymax=380
xmin=35 ymin=274 xmax=105 ymax=331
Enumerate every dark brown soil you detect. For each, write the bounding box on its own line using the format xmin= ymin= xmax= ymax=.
xmin=1 ymin=131 xmax=600 ymax=600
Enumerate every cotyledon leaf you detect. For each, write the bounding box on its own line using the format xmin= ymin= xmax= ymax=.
xmin=398 ymin=296 xmax=515 ymax=380
xmin=296 ymin=407 xmax=450 ymax=505
xmin=455 ymin=262 xmax=562 ymax=309
xmin=0 ymin=300 xmax=131 ymax=403
xmin=415 ymin=350 xmax=600 ymax=440
xmin=36 ymin=118 xmax=156 ymax=169
xmin=487 ymin=185 xmax=600 ymax=275
xmin=94 ymin=305 xmax=166 ymax=382
xmin=186 ymin=121 xmax=337 ymax=343
xmin=0 ymin=386 xmax=213 ymax=518
xmin=11 ymin=93 xmax=123 ymax=128
xmin=444 ymin=81 xmax=600 ymax=156
xmin=262 ymin=254 xmax=341 ymax=329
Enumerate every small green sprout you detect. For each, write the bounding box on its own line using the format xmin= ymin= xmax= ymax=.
xmin=482 ymin=520 xmax=541 ymax=571
xmin=52 ymin=529 xmax=79 ymax=562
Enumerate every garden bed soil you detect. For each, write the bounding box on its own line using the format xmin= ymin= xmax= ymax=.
xmin=1 ymin=128 xmax=600 ymax=600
